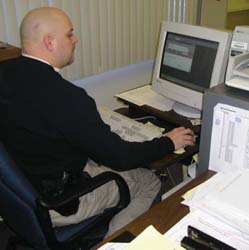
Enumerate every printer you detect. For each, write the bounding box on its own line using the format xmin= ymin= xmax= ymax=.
xmin=226 ymin=26 xmax=249 ymax=91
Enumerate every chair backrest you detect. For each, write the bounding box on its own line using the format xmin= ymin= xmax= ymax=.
xmin=0 ymin=142 xmax=48 ymax=250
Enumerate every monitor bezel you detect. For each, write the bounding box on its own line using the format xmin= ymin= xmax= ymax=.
xmin=152 ymin=21 xmax=232 ymax=111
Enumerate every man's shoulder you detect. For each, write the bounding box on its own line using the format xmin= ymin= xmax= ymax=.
xmin=0 ymin=56 xmax=22 ymax=70
xmin=1 ymin=56 xmax=53 ymax=76
xmin=1 ymin=56 xmax=90 ymax=99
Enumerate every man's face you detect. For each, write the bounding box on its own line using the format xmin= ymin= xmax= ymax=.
xmin=53 ymin=14 xmax=78 ymax=68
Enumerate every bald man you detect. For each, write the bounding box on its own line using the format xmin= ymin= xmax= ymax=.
xmin=0 ymin=7 xmax=195 ymax=237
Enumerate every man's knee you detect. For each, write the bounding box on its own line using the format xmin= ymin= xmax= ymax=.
xmin=141 ymin=168 xmax=161 ymax=191
xmin=122 ymin=168 xmax=161 ymax=197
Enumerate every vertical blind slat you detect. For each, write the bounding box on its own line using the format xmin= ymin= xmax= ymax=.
xmin=122 ymin=0 xmax=130 ymax=66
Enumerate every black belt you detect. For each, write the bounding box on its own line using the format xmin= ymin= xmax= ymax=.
xmin=41 ymin=171 xmax=69 ymax=197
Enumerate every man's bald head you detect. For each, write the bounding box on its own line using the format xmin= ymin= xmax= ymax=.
xmin=20 ymin=7 xmax=78 ymax=68
xmin=20 ymin=7 xmax=66 ymax=47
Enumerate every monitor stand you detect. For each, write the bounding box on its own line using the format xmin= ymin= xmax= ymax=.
xmin=173 ymin=102 xmax=201 ymax=119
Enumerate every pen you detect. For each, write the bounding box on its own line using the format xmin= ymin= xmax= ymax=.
xmin=187 ymin=225 xmax=236 ymax=250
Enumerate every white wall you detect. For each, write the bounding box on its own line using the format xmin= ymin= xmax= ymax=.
xmin=200 ymin=0 xmax=227 ymax=29
xmin=228 ymin=0 xmax=249 ymax=12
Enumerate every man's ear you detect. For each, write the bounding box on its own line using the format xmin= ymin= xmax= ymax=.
xmin=43 ymin=34 xmax=55 ymax=52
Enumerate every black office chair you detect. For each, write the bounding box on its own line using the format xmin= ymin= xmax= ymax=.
xmin=0 ymin=142 xmax=130 ymax=250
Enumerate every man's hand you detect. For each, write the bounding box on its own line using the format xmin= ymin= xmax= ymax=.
xmin=164 ymin=127 xmax=195 ymax=150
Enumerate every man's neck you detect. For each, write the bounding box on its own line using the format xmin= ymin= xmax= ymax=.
xmin=22 ymin=53 xmax=60 ymax=72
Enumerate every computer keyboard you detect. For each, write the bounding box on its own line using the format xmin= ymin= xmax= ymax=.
xmin=98 ymin=106 xmax=164 ymax=142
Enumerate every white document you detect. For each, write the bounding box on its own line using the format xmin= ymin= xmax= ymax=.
xmin=209 ymin=103 xmax=249 ymax=172
xmin=165 ymin=211 xmax=249 ymax=250
xmin=202 ymin=170 xmax=249 ymax=236
xmin=115 ymin=85 xmax=174 ymax=111
xmin=98 ymin=242 xmax=128 ymax=250
xmin=182 ymin=170 xmax=249 ymax=239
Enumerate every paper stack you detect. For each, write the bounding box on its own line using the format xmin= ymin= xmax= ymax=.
xmin=165 ymin=170 xmax=249 ymax=249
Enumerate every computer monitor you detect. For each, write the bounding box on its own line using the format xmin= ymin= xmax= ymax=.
xmin=152 ymin=21 xmax=232 ymax=118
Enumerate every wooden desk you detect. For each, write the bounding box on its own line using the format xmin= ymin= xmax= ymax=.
xmin=0 ymin=43 xmax=21 ymax=62
xmin=92 ymin=170 xmax=214 ymax=249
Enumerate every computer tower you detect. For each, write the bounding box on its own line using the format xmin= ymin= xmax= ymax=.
xmin=198 ymin=83 xmax=249 ymax=174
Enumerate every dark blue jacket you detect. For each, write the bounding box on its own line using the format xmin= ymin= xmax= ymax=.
xmin=0 ymin=56 xmax=174 ymax=193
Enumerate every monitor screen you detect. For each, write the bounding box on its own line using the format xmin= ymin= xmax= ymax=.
xmin=160 ymin=32 xmax=219 ymax=93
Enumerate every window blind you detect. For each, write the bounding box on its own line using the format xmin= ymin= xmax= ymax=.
xmin=0 ymin=0 xmax=198 ymax=80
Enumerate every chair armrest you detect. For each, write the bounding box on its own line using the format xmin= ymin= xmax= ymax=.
xmin=39 ymin=171 xmax=130 ymax=211
xmin=36 ymin=172 xmax=130 ymax=247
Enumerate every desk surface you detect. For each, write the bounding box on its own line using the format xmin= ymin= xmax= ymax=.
xmin=0 ymin=43 xmax=21 ymax=62
xmin=92 ymin=170 xmax=214 ymax=249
